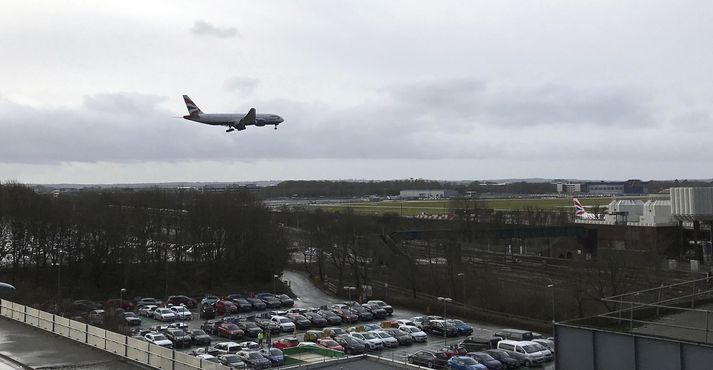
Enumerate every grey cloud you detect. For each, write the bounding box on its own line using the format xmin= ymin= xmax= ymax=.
xmin=190 ymin=20 xmax=238 ymax=38
xmin=224 ymin=77 xmax=260 ymax=95
xmin=385 ymin=78 xmax=654 ymax=129
xmin=83 ymin=93 xmax=167 ymax=115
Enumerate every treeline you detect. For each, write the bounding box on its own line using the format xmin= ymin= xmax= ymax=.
xmin=258 ymin=180 xmax=557 ymax=198
xmin=0 ymin=182 xmax=287 ymax=304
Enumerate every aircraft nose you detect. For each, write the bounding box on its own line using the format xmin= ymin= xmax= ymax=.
xmin=278 ymin=117 xmax=284 ymax=123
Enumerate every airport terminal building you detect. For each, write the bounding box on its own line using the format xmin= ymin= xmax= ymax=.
xmin=399 ymin=189 xmax=459 ymax=199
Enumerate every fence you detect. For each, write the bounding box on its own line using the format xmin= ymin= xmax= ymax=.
xmin=0 ymin=299 xmax=230 ymax=370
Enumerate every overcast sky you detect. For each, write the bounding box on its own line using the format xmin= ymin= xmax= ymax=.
xmin=1 ymin=0 xmax=712 ymax=184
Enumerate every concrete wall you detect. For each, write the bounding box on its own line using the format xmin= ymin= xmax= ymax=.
xmin=556 ymin=323 xmax=713 ymax=370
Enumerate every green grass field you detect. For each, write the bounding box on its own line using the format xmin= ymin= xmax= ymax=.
xmin=311 ymin=197 xmax=616 ymax=216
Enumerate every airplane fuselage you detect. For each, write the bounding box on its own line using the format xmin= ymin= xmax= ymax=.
xmin=184 ymin=113 xmax=284 ymax=127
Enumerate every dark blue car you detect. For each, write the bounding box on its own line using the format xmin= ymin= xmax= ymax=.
xmin=450 ymin=319 xmax=474 ymax=336
xmin=467 ymin=352 xmax=504 ymax=370
xmin=259 ymin=347 xmax=284 ymax=366
xmin=448 ymin=356 xmax=487 ymax=370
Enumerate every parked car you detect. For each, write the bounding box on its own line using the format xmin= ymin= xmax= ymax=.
xmin=426 ymin=320 xmax=459 ymax=337
xmin=399 ymin=325 xmax=428 ymax=343
xmin=317 ymin=310 xmax=344 ymax=326
xmin=532 ymin=338 xmax=555 ymax=354
xmin=304 ymin=312 xmax=328 ymax=327
xmin=396 ymin=319 xmax=417 ymax=327
xmin=361 ymin=303 xmax=388 ymax=319
xmin=316 ymin=338 xmax=344 ymax=352
xmin=448 ymin=355 xmax=488 ymax=370
xmin=232 ymin=298 xmax=253 ymax=312
xmin=259 ymin=348 xmax=284 ymax=366
xmin=136 ymin=297 xmax=162 ymax=308
xmin=124 ymin=311 xmax=142 ymax=326
xmin=237 ymin=341 xmax=261 ymax=351
xmin=494 ymin=329 xmax=541 ymax=342
xmin=286 ymin=313 xmax=311 ymax=330
xmin=467 ymin=352 xmax=504 ymax=370
xmin=496 ymin=340 xmax=548 ymax=368
xmin=371 ymin=330 xmax=399 ymax=348
xmin=71 ymin=300 xmax=102 ymax=313
xmin=104 ymin=299 xmax=134 ymax=311
xmin=201 ymin=320 xmax=222 ymax=335
xmin=165 ymin=328 xmax=192 ymax=348
xmin=407 ymin=350 xmax=449 ymax=369
xmin=529 ymin=342 xmax=553 ymax=362
xmin=144 ymin=332 xmax=173 ymax=348
xmin=236 ymin=350 xmax=271 ymax=369
xmin=348 ymin=306 xmax=373 ymax=321
xmin=201 ymin=295 xmax=220 ymax=306
xmin=321 ymin=327 xmax=348 ymax=339
xmin=196 ymin=354 xmax=221 ymax=363
xmin=349 ymin=332 xmax=384 ymax=351
xmin=367 ymin=300 xmax=394 ymax=315
xmin=153 ymin=308 xmax=177 ymax=322
xmin=459 ymin=336 xmax=501 ymax=352
xmin=333 ymin=308 xmax=359 ymax=323
xmin=217 ymin=322 xmax=245 ymax=340
xmin=217 ymin=353 xmax=247 ymax=369
xmin=235 ymin=321 xmax=262 ymax=338
xmin=138 ymin=305 xmax=158 ymax=317
xmin=258 ymin=295 xmax=282 ymax=309
xmin=303 ymin=330 xmax=323 ymax=342
xmin=215 ymin=300 xmax=239 ymax=315
xmin=383 ymin=328 xmax=414 ymax=346
xmin=276 ymin=294 xmax=294 ymax=307
xmin=254 ymin=318 xmax=281 ymax=335
xmin=484 ymin=349 xmax=523 ymax=369
xmin=88 ymin=309 xmax=106 ymax=325
xmin=200 ymin=304 xmax=216 ymax=319
xmin=270 ymin=315 xmax=296 ymax=332
xmin=166 ymin=295 xmax=197 ymax=308
xmin=213 ymin=341 xmax=243 ymax=354
xmin=190 ymin=329 xmax=212 ymax=346
xmin=334 ymin=334 xmax=365 ymax=355
xmin=170 ymin=305 xmax=192 ymax=320
xmin=449 ymin=319 xmax=474 ymax=336
xmin=272 ymin=337 xmax=300 ymax=350
xmin=246 ymin=298 xmax=267 ymax=310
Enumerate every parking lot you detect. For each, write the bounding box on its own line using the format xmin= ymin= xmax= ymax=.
xmin=118 ymin=270 xmax=554 ymax=369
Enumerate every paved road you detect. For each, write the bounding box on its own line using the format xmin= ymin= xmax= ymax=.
xmin=0 ymin=317 xmax=146 ymax=369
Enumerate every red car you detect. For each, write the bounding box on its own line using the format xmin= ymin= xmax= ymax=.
xmin=439 ymin=345 xmax=467 ymax=359
xmin=272 ymin=337 xmax=300 ymax=350
xmin=104 ymin=299 xmax=134 ymax=311
xmin=316 ymin=338 xmax=344 ymax=352
xmin=166 ymin=295 xmax=197 ymax=308
xmin=215 ymin=300 xmax=239 ymax=315
xmin=216 ymin=322 xmax=244 ymax=339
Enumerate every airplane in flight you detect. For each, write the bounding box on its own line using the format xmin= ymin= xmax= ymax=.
xmin=182 ymin=95 xmax=284 ymax=133
xmin=573 ymin=198 xmax=598 ymax=219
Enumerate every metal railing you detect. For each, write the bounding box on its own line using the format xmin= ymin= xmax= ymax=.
xmin=0 ymin=299 xmax=230 ymax=370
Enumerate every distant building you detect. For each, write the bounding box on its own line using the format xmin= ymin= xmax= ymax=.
xmin=201 ymin=183 xmax=260 ymax=193
xmin=556 ymin=183 xmax=584 ymax=194
xmin=399 ymin=189 xmax=459 ymax=199
xmin=556 ymin=179 xmax=647 ymax=195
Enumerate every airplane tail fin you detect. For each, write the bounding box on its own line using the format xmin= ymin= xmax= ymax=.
xmin=574 ymin=198 xmax=596 ymax=219
xmin=183 ymin=95 xmax=203 ymax=116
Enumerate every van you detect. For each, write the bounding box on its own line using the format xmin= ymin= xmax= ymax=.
xmin=496 ymin=340 xmax=548 ymax=367
xmin=494 ymin=329 xmax=541 ymax=341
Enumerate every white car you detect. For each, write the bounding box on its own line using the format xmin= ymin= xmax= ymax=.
xmin=370 ymin=330 xmax=399 ymax=348
xmin=497 ymin=340 xmax=548 ymax=367
xmin=195 ymin=354 xmax=221 ymax=364
xmin=238 ymin=341 xmax=261 ymax=351
xmin=138 ymin=305 xmax=158 ymax=317
xmin=145 ymin=332 xmax=173 ymax=348
xmin=213 ymin=341 xmax=242 ymax=354
xmin=396 ymin=319 xmax=416 ymax=327
xmin=271 ymin=315 xmax=296 ymax=332
xmin=153 ymin=308 xmax=177 ymax=322
xmin=399 ymin=325 xmax=428 ymax=343
xmin=349 ymin=332 xmax=384 ymax=351
xmin=170 ymin=305 xmax=192 ymax=320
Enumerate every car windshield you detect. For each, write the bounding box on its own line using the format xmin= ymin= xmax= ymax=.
xmin=402 ymin=327 xmax=415 ymax=333
xmin=361 ymin=333 xmax=377 ymax=339
xmin=153 ymin=335 xmax=166 ymax=341
xmin=192 ymin=330 xmax=206 ymax=335
xmin=125 ymin=312 xmax=136 ymax=317
xmin=480 ymin=354 xmax=495 ymax=361
xmin=269 ymin=348 xmax=282 ymax=356
xmin=523 ymin=344 xmax=540 ymax=353
xmin=280 ymin=318 xmax=290 ymax=323
xmin=461 ymin=357 xmax=478 ymax=365
xmin=323 ymin=340 xmax=338 ymax=346
xmin=248 ymin=352 xmax=262 ymax=359
xmin=376 ymin=332 xmax=391 ymax=338
xmin=452 ymin=320 xmax=464 ymax=325
xmin=223 ymin=355 xmax=240 ymax=363
xmin=225 ymin=324 xmax=238 ymax=330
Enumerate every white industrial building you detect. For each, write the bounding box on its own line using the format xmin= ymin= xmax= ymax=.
xmin=399 ymin=189 xmax=459 ymax=199
xmin=577 ymin=187 xmax=713 ymax=227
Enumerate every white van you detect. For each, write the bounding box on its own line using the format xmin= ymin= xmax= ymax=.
xmin=496 ymin=340 xmax=548 ymax=367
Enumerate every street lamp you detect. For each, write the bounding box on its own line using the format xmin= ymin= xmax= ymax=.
xmin=273 ymin=274 xmax=279 ymax=295
xmin=120 ymin=288 xmax=127 ymax=307
xmin=437 ymin=296 xmax=452 ymax=346
xmin=457 ymin=272 xmax=465 ymax=302
xmin=547 ymin=284 xmax=555 ymax=325
xmin=344 ymin=286 xmax=357 ymax=303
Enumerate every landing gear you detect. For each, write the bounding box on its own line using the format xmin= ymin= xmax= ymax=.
xmin=226 ymin=127 xmax=235 ymax=133
xmin=274 ymin=124 xmax=278 ymax=130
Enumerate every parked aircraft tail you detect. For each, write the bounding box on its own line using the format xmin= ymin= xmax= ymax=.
xmin=182 ymin=95 xmax=203 ymax=116
xmin=574 ymin=198 xmax=597 ymax=219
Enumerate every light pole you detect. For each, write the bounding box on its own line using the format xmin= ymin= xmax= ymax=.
xmin=120 ymin=288 xmax=126 ymax=307
xmin=437 ymin=296 xmax=452 ymax=346
xmin=457 ymin=272 xmax=465 ymax=302
xmin=344 ymin=286 xmax=356 ymax=303
xmin=547 ymin=284 xmax=555 ymax=325
xmin=273 ymin=274 xmax=279 ymax=295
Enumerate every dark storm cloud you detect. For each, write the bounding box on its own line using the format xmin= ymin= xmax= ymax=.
xmin=190 ymin=20 xmax=238 ymax=38
xmin=385 ymin=78 xmax=654 ymax=128
xmin=224 ymin=77 xmax=260 ymax=95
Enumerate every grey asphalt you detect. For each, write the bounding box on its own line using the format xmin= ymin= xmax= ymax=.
xmin=0 ymin=316 xmax=147 ymax=369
